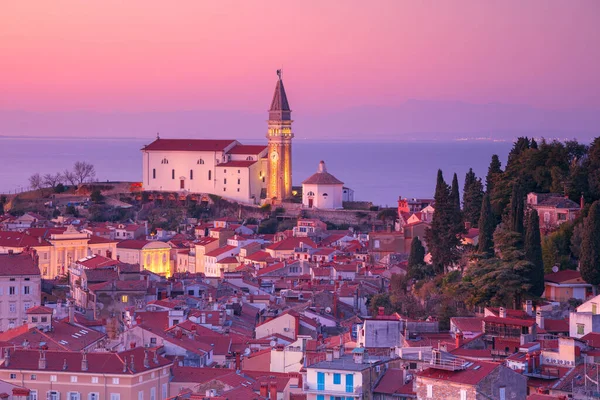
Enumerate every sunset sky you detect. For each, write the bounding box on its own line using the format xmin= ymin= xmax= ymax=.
xmin=1 ymin=1 xmax=599 ymax=138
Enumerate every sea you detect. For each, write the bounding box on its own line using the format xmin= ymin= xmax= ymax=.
xmin=0 ymin=137 xmax=512 ymax=207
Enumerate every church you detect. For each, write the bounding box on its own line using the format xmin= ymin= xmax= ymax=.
xmin=141 ymin=72 xmax=294 ymax=205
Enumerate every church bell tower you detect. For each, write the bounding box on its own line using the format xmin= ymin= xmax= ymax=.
xmin=266 ymin=70 xmax=293 ymax=202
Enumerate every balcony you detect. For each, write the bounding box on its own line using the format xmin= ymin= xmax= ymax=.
xmin=303 ymin=384 xmax=363 ymax=397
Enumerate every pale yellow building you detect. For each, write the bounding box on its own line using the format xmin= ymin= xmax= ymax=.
xmin=116 ymin=240 xmax=172 ymax=277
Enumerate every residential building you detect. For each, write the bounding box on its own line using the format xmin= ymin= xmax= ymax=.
xmin=526 ymin=192 xmax=581 ymax=232
xmin=544 ymin=270 xmax=593 ymax=302
xmin=570 ymin=294 xmax=600 ymax=338
xmin=0 ymin=251 xmax=41 ymax=331
xmin=116 ymin=240 xmax=172 ymax=277
xmin=0 ymin=348 xmax=172 ymax=400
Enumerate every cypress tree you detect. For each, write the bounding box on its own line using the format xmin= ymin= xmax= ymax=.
xmin=478 ymin=193 xmax=495 ymax=256
xmin=407 ymin=237 xmax=426 ymax=280
xmin=486 ymin=154 xmax=502 ymax=193
xmin=581 ymin=201 xmax=600 ymax=285
xmin=508 ymin=183 xmax=525 ymax=235
xmin=525 ymin=210 xmax=544 ymax=296
xmin=425 ymin=170 xmax=460 ymax=274
xmin=450 ymin=173 xmax=463 ymax=233
xmin=463 ymin=168 xmax=484 ymax=226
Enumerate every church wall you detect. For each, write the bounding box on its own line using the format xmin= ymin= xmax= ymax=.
xmin=302 ymin=183 xmax=343 ymax=209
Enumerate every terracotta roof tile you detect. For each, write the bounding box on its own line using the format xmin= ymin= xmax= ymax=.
xmin=143 ymin=139 xmax=237 ymax=152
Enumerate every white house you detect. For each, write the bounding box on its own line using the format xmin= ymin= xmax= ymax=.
xmin=302 ymin=161 xmax=345 ymax=209
xmin=570 ymin=294 xmax=600 ymax=338
xmin=141 ymin=138 xmax=268 ymax=204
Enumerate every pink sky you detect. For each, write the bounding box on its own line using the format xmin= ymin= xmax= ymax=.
xmin=1 ymin=1 xmax=599 ymax=113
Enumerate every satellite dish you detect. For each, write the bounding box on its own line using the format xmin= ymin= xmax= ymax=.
xmin=270 ymin=340 xmax=277 ymax=348
xmin=552 ymin=265 xmax=559 ymax=273
xmin=325 ymin=307 xmax=332 ymax=314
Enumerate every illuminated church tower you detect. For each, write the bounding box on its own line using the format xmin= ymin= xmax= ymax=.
xmin=266 ymin=70 xmax=293 ymax=201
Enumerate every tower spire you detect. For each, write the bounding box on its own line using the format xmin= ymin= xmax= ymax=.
xmin=269 ymin=70 xmax=291 ymax=121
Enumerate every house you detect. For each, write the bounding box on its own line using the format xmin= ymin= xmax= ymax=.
xmin=292 ymin=219 xmax=327 ymax=239
xmin=204 ymin=245 xmax=240 ymax=277
xmin=415 ymin=353 xmax=527 ymax=400
xmin=255 ymin=310 xmax=300 ymax=341
xmin=373 ymin=368 xmax=416 ymax=400
xmin=357 ymin=308 xmax=404 ymax=349
xmin=193 ymin=237 xmax=220 ymax=274
xmin=114 ymin=223 xmax=146 ymax=240
xmin=116 ymin=239 xmax=172 ymax=277
xmin=570 ymin=294 xmax=600 ymax=338
xmin=0 ymin=251 xmax=41 ymax=331
xmin=544 ymin=270 xmax=593 ymax=302
xmin=302 ymin=161 xmax=345 ymax=209
xmin=305 ymin=348 xmax=397 ymax=400
xmin=0 ymin=347 xmax=172 ymax=400
xmin=266 ymin=238 xmax=317 ymax=260
xmin=526 ymin=192 xmax=581 ymax=232
xmin=368 ymin=231 xmax=405 ymax=263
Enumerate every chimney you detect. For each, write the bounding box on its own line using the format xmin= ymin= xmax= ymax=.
xmin=81 ymin=352 xmax=88 ymax=371
xmin=333 ymin=347 xmax=340 ymax=359
xmin=325 ymin=349 xmax=334 ymax=362
xmin=525 ymin=353 xmax=531 ymax=374
xmin=3 ymin=349 xmax=9 ymax=368
xmin=499 ymin=307 xmax=507 ymax=319
xmin=38 ymin=350 xmax=46 ymax=369
xmin=455 ymin=332 xmax=464 ymax=349
xmin=62 ymin=358 xmax=68 ymax=370
xmin=144 ymin=350 xmax=150 ymax=368
xmin=260 ymin=382 xmax=268 ymax=398
xmin=153 ymin=351 xmax=159 ymax=365
xmin=536 ymin=311 xmax=544 ymax=330
xmin=269 ymin=381 xmax=277 ymax=400
xmin=130 ymin=355 xmax=135 ymax=372
xmin=353 ymin=348 xmax=364 ymax=364
xmin=235 ymin=352 xmax=241 ymax=371
xmin=68 ymin=300 xmax=75 ymax=324
xmin=524 ymin=300 xmax=533 ymax=316
xmin=389 ymin=347 xmax=396 ymax=359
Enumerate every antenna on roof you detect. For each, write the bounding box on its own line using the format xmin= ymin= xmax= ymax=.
xmin=156 ymin=132 xmax=160 ymax=139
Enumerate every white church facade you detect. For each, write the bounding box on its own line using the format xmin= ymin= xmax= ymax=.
xmin=141 ymin=71 xmax=293 ymax=205
xmin=302 ymin=161 xmax=345 ymax=209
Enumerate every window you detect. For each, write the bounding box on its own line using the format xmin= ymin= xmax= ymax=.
xmin=50 ymin=375 xmax=57 ymax=382
xmin=110 ymin=395 xmax=120 ymax=400
xmin=558 ymin=213 xmax=567 ymax=221
xmin=71 ymin=376 xmax=78 ymax=382
xmin=190 ymin=170 xmax=193 ymax=180
xmin=89 ymin=394 xmax=100 ymax=400
xmin=9 ymin=303 xmax=16 ymax=313
xmin=237 ymin=170 xmax=240 ymax=174
xmin=139 ymin=376 xmax=143 ymax=383
xmin=224 ymin=169 xmax=227 ymax=173
xmin=121 ymin=295 xmax=128 ymax=303
xmin=162 ymin=383 xmax=167 ymax=400
xmin=237 ymin=179 xmax=240 ymax=184
xmin=208 ymin=170 xmax=212 ymax=180
xmin=24 ymin=302 xmax=31 ymax=311
xmin=499 ymin=387 xmax=506 ymax=400
xmin=172 ymin=169 xmax=175 ymax=179
xmin=138 ymin=390 xmax=144 ymax=400
xmin=69 ymin=392 xmax=80 ymax=400
xmin=317 ymin=372 xmax=325 ymax=390
xmin=237 ymin=188 xmax=240 ymax=192
xmin=31 ymin=374 xmax=37 ymax=380
xmin=30 ymin=390 xmax=38 ymax=400
xmin=577 ymin=324 xmax=585 ymax=335
xmin=9 ymin=373 xmax=16 ymax=379
xmin=544 ymin=212 xmax=550 ymax=223
xmin=91 ymin=377 xmax=99 ymax=384
xmin=593 ymin=303 xmax=597 ymax=315
xmin=112 ymin=377 xmax=120 ymax=384
xmin=323 ymin=193 xmax=328 ymax=197
xmin=153 ymin=169 xmax=156 ymax=179
xmin=24 ymin=286 xmax=30 ymax=294
xmin=333 ymin=373 xmax=341 ymax=384
xmin=460 ymin=389 xmax=467 ymax=400
xmin=317 ymin=396 xmax=324 ymax=400
xmin=224 ymin=178 xmax=227 ymax=184
xmin=150 ymin=337 xmax=157 ymax=345
xmin=41 ymin=316 xmax=48 ymax=322
xmin=150 ymin=387 xmax=156 ymax=400
xmin=48 ymin=391 xmax=59 ymax=400
xmin=9 ymin=286 xmax=15 ymax=295
xmin=345 ymin=374 xmax=353 ymax=393
xmin=426 ymin=384 xmax=433 ymax=398
xmin=373 ymin=240 xmax=380 ymax=249
xmin=198 ymin=159 xmax=204 ymax=165
xmin=223 ymin=188 xmax=226 ymax=192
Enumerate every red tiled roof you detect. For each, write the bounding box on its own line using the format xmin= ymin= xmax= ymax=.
xmin=77 ymin=254 xmax=119 ymax=269
xmin=171 ymin=366 xmax=233 ymax=383
xmin=143 ymin=138 xmax=236 ymax=152
xmin=581 ymin=332 xmax=600 ymax=348
xmin=217 ymin=161 xmax=257 ymax=168
xmin=0 ymin=253 xmax=40 ymax=276
xmin=545 ymin=269 xmax=585 ymax=284
xmin=484 ymin=316 xmax=535 ymax=327
xmin=87 ymin=235 xmax=117 ymax=244
xmin=218 ymin=257 xmax=239 ymax=264
xmin=227 ymin=145 xmax=267 ymax=155
xmin=25 ymin=306 xmax=53 ymax=315
xmin=267 ymin=237 xmax=317 ymax=251
xmin=374 ymin=368 xmax=415 ymax=396
xmin=417 ymin=361 xmax=499 ymax=385
xmin=0 ymin=231 xmax=50 ymax=247
xmin=116 ymin=239 xmax=150 ymax=249
xmin=0 ymin=348 xmax=171 ymax=373
xmin=206 ymin=245 xmax=237 ymax=258
xmin=88 ymin=280 xmax=147 ymax=292
xmin=451 ymin=317 xmax=484 ymax=333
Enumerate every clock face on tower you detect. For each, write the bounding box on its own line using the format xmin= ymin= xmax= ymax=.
xmin=271 ymin=151 xmax=279 ymax=161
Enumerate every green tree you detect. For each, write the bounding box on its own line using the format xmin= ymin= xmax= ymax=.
xmin=450 ymin=173 xmax=463 ymax=232
xmin=368 ymin=293 xmax=394 ymax=316
xmin=407 ymin=237 xmax=427 ymax=280
xmin=508 ymin=183 xmax=525 ymax=235
xmin=525 ymin=210 xmax=544 ymax=296
xmin=462 ymin=168 xmax=484 ymax=226
xmin=90 ymin=189 xmax=103 ymax=203
xmin=486 ymin=154 xmax=503 ymax=193
xmin=478 ymin=193 xmax=495 ymax=256
xmin=541 ymin=222 xmax=576 ymax=272
xmin=425 ymin=170 xmax=461 ymax=274
xmin=580 ymin=201 xmax=600 ymax=285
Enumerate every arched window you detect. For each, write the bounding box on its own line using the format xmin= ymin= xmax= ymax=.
xmin=323 ymin=193 xmax=328 ymax=197
xmin=307 ymin=191 xmax=315 ymax=197
xmin=172 ymin=169 xmax=175 ymax=179
xmin=190 ymin=170 xmax=193 ymax=180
